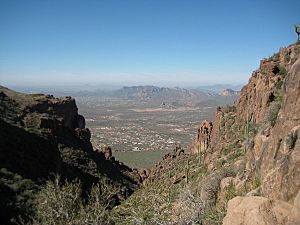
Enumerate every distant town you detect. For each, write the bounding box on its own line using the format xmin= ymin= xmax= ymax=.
xmin=75 ymin=86 xmax=237 ymax=153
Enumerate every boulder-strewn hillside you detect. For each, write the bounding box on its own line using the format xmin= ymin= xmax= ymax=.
xmin=113 ymin=42 xmax=300 ymax=224
xmin=0 ymin=86 xmax=141 ymax=224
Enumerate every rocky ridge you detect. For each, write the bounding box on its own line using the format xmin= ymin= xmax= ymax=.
xmin=190 ymin=42 xmax=300 ymax=224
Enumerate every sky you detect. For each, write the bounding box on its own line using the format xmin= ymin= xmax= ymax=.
xmin=0 ymin=0 xmax=299 ymax=88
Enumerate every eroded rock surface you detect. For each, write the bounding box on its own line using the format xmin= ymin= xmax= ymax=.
xmin=223 ymin=196 xmax=293 ymax=225
xmin=0 ymin=86 xmax=140 ymax=215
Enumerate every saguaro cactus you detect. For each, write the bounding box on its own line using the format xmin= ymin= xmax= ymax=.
xmin=185 ymin=159 xmax=190 ymax=185
xmin=295 ymin=24 xmax=300 ymax=41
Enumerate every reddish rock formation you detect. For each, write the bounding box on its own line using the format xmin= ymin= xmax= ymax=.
xmin=162 ymin=145 xmax=184 ymax=160
xmin=187 ymin=42 xmax=300 ymax=223
xmin=138 ymin=168 xmax=150 ymax=182
xmin=191 ymin=120 xmax=213 ymax=155
xmin=223 ymin=196 xmax=294 ymax=225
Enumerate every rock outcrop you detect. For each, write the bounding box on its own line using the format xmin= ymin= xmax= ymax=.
xmin=143 ymin=145 xmax=186 ymax=185
xmin=191 ymin=120 xmax=213 ymax=155
xmin=224 ymin=190 xmax=300 ymax=225
xmin=0 ymin=86 xmax=140 ymax=223
xmin=223 ymin=196 xmax=293 ymax=225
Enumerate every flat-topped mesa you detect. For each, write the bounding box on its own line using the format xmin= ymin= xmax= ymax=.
xmin=0 ymin=86 xmax=87 ymax=135
xmin=49 ymin=96 xmax=85 ymax=130
xmin=191 ymin=120 xmax=213 ymax=155
xmin=29 ymin=96 xmax=85 ymax=130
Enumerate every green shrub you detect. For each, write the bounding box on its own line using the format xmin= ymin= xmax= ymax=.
xmin=244 ymin=122 xmax=259 ymax=139
xmin=224 ymin=182 xmax=237 ymax=203
xmin=268 ymin=53 xmax=279 ymax=61
xmin=266 ymin=101 xmax=281 ymax=126
xmin=224 ymin=105 xmax=236 ymax=113
xmin=295 ymin=45 xmax=300 ymax=55
xmin=252 ymin=176 xmax=261 ymax=189
xmin=227 ymin=150 xmax=243 ymax=162
xmin=286 ymin=132 xmax=297 ymax=149
xmin=278 ymin=66 xmax=287 ymax=77
xmin=275 ymin=80 xmax=283 ymax=90
xmin=0 ymin=168 xmax=37 ymax=224
xmin=202 ymin=205 xmax=226 ymax=225
xmin=284 ymin=54 xmax=291 ymax=63
xmin=223 ymin=147 xmax=230 ymax=155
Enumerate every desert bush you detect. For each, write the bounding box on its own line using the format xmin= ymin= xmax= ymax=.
xmin=31 ymin=176 xmax=115 ymax=225
xmin=177 ymin=187 xmax=205 ymax=224
xmin=266 ymin=101 xmax=281 ymax=126
xmin=0 ymin=168 xmax=37 ymax=224
xmin=295 ymin=44 xmax=300 ymax=55
xmin=252 ymin=176 xmax=261 ymax=189
xmin=275 ymin=80 xmax=283 ymax=89
xmin=268 ymin=53 xmax=279 ymax=61
xmin=224 ymin=182 xmax=237 ymax=203
xmin=223 ymin=105 xmax=236 ymax=114
xmin=279 ymin=66 xmax=287 ymax=77
xmin=284 ymin=54 xmax=291 ymax=63
xmin=112 ymin=182 xmax=174 ymax=225
xmin=202 ymin=205 xmax=226 ymax=225
xmin=286 ymin=132 xmax=298 ymax=149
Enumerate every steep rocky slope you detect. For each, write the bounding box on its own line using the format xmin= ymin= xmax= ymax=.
xmin=0 ymin=86 xmax=140 ymax=223
xmin=190 ymin=42 xmax=300 ymax=224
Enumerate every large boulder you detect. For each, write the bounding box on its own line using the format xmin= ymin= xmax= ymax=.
xmin=223 ymin=196 xmax=293 ymax=225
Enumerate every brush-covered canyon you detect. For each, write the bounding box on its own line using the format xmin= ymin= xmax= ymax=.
xmin=1 ymin=41 xmax=300 ymax=225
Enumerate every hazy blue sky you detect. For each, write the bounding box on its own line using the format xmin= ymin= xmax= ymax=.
xmin=0 ymin=0 xmax=299 ymax=88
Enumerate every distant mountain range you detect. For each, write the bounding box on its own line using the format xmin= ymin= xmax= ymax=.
xmin=9 ymin=84 xmax=244 ymax=98
xmin=218 ymin=88 xmax=240 ymax=96
xmin=113 ymin=85 xmax=206 ymax=101
xmin=112 ymin=85 xmax=239 ymax=105
xmin=195 ymin=84 xmax=243 ymax=92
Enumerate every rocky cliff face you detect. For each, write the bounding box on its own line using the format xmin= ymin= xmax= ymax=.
xmin=0 ymin=86 xmax=140 ymax=223
xmin=190 ymin=42 xmax=300 ymax=224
